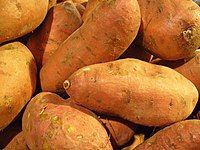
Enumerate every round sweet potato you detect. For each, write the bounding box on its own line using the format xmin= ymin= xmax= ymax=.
xmin=0 ymin=0 xmax=49 ymax=44
xmin=22 ymin=92 xmax=113 ymax=150
xmin=137 ymin=0 xmax=200 ymax=60
xmin=135 ymin=120 xmax=200 ymax=150
xmin=27 ymin=1 xmax=82 ymax=67
xmin=0 ymin=42 xmax=37 ymax=130
xmin=64 ymin=59 xmax=198 ymax=126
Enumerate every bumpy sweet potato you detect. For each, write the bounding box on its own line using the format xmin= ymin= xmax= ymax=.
xmin=22 ymin=92 xmax=112 ymax=150
xmin=0 ymin=42 xmax=37 ymax=130
xmin=27 ymin=1 xmax=82 ymax=67
xmin=5 ymin=132 xmax=29 ymax=150
xmin=0 ymin=0 xmax=49 ymax=44
xmin=100 ymin=117 xmax=135 ymax=148
xmin=135 ymin=120 xmax=200 ymax=150
xmin=40 ymin=0 xmax=141 ymax=93
xmin=64 ymin=59 xmax=198 ymax=126
xmin=137 ymin=0 xmax=200 ymax=60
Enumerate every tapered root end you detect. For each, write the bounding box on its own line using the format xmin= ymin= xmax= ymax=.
xmin=63 ymin=80 xmax=71 ymax=90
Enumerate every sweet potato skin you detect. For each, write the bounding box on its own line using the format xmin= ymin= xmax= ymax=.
xmin=137 ymin=0 xmax=200 ymax=60
xmin=5 ymin=132 xmax=29 ymax=150
xmin=82 ymin=0 xmax=99 ymax=21
xmin=0 ymin=0 xmax=49 ymax=44
xmin=0 ymin=42 xmax=37 ymax=130
xmin=135 ymin=120 xmax=200 ymax=150
xmin=64 ymin=59 xmax=198 ymax=126
xmin=40 ymin=0 xmax=141 ymax=93
xmin=22 ymin=92 xmax=112 ymax=150
xmin=27 ymin=1 xmax=82 ymax=67
xmin=175 ymin=52 xmax=200 ymax=92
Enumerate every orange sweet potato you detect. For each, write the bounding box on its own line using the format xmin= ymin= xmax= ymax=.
xmin=134 ymin=120 xmax=200 ymax=150
xmin=22 ymin=92 xmax=112 ymax=150
xmin=0 ymin=0 xmax=49 ymax=44
xmin=27 ymin=1 xmax=82 ymax=68
xmin=137 ymin=0 xmax=200 ymax=60
xmin=100 ymin=117 xmax=135 ymax=148
xmin=64 ymin=59 xmax=198 ymax=126
xmin=40 ymin=0 xmax=141 ymax=93
xmin=175 ymin=52 xmax=200 ymax=92
xmin=5 ymin=132 xmax=29 ymax=150
xmin=0 ymin=42 xmax=37 ymax=130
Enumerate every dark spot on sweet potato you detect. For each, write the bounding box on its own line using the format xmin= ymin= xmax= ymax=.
xmin=86 ymin=46 xmax=96 ymax=57
xmin=122 ymin=89 xmax=132 ymax=104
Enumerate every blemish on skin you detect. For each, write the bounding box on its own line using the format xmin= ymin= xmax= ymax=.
xmin=183 ymin=28 xmax=195 ymax=42
xmin=82 ymin=67 xmax=91 ymax=72
xmin=67 ymin=125 xmax=76 ymax=133
xmin=77 ymin=134 xmax=83 ymax=139
xmin=39 ymin=106 xmax=47 ymax=115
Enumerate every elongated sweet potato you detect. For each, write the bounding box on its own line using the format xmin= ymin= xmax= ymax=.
xmin=137 ymin=0 xmax=200 ymax=60
xmin=100 ymin=117 xmax=135 ymax=148
xmin=22 ymin=92 xmax=112 ymax=150
xmin=5 ymin=132 xmax=29 ymax=150
xmin=40 ymin=0 xmax=141 ymax=93
xmin=64 ymin=59 xmax=198 ymax=126
xmin=134 ymin=120 xmax=200 ymax=150
xmin=0 ymin=42 xmax=37 ymax=130
xmin=27 ymin=1 xmax=82 ymax=68
xmin=0 ymin=0 xmax=49 ymax=44
xmin=175 ymin=52 xmax=200 ymax=92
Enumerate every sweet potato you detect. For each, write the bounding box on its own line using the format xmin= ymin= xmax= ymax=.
xmin=119 ymin=43 xmax=153 ymax=62
xmin=0 ymin=42 xmax=37 ymax=130
xmin=64 ymin=59 xmax=198 ymax=126
xmin=27 ymin=1 xmax=82 ymax=68
xmin=100 ymin=117 xmax=135 ymax=148
xmin=134 ymin=120 xmax=200 ymax=150
xmin=137 ymin=0 xmax=200 ymax=60
xmin=0 ymin=0 xmax=49 ymax=44
xmin=40 ymin=0 xmax=141 ymax=93
xmin=175 ymin=52 xmax=200 ymax=92
xmin=5 ymin=132 xmax=29 ymax=150
xmin=22 ymin=92 xmax=112 ymax=150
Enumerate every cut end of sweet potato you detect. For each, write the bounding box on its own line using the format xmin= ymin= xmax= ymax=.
xmin=63 ymin=80 xmax=71 ymax=90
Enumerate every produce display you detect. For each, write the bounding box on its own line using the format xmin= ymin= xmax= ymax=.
xmin=0 ymin=0 xmax=200 ymax=149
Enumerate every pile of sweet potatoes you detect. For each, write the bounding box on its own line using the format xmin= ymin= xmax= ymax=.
xmin=0 ymin=0 xmax=200 ymax=149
